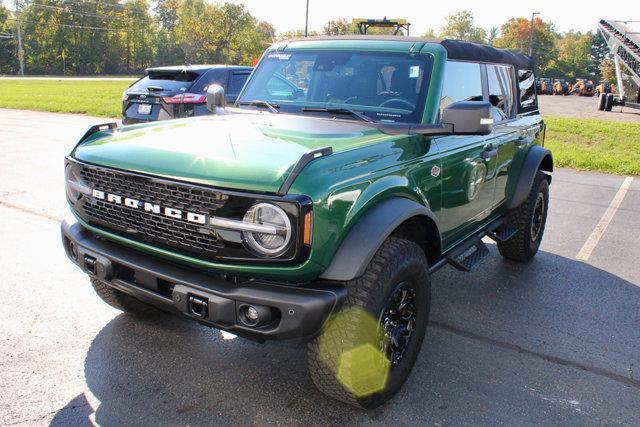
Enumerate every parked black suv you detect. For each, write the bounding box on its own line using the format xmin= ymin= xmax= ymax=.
xmin=122 ymin=65 xmax=252 ymax=125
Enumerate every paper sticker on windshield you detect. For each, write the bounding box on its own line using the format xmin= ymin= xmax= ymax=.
xmin=409 ymin=66 xmax=420 ymax=78
xmin=268 ymin=53 xmax=292 ymax=60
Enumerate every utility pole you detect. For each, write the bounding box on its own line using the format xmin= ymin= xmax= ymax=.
xmin=529 ymin=12 xmax=540 ymax=57
xmin=304 ymin=0 xmax=309 ymax=37
xmin=14 ymin=0 xmax=24 ymax=75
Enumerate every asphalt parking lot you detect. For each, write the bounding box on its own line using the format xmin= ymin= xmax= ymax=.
xmin=538 ymin=94 xmax=640 ymax=122
xmin=1 ymin=108 xmax=639 ymax=425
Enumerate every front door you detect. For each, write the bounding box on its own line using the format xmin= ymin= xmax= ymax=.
xmin=435 ymin=60 xmax=499 ymax=248
xmin=437 ymin=134 xmax=498 ymax=247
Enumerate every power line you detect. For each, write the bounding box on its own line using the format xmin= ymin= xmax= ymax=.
xmin=6 ymin=16 xmax=135 ymax=32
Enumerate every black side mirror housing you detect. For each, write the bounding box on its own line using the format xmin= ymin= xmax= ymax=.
xmin=442 ymin=101 xmax=494 ymax=135
xmin=206 ymin=84 xmax=227 ymax=113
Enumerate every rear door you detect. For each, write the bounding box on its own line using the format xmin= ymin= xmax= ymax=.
xmin=485 ymin=63 xmax=519 ymax=204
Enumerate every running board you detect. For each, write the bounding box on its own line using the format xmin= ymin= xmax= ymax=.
xmin=485 ymin=223 xmax=518 ymax=243
xmin=428 ymin=218 xmax=516 ymax=274
xmin=445 ymin=238 xmax=490 ymax=272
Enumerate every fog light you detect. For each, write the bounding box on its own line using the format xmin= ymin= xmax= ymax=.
xmin=68 ymin=240 xmax=78 ymax=260
xmin=238 ymin=304 xmax=273 ymax=328
xmin=246 ymin=306 xmax=259 ymax=322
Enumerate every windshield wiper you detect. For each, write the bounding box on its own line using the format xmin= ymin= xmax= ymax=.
xmin=301 ymin=107 xmax=373 ymax=123
xmin=237 ymin=100 xmax=280 ymax=113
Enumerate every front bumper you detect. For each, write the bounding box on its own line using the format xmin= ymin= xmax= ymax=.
xmin=61 ymin=220 xmax=346 ymax=342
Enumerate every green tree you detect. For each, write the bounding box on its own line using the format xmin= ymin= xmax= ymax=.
xmin=548 ymin=31 xmax=594 ymax=80
xmin=600 ymin=58 xmax=616 ymax=83
xmin=487 ymin=27 xmax=499 ymax=45
xmin=0 ymin=5 xmax=16 ymax=74
xmin=422 ymin=28 xmax=437 ymax=38
xmin=257 ymin=21 xmax=276 ymax=43
xmin=154 ymin=0 xmax=181 ymax=30
xmin=495 ymin=17 xmax=557 ymax=74
xmin=123 ymin=0 xmax=156 ymax=72
xmin=175 ymin=0 xmax=264 ymax=66
xmin=323 ymin=19 xmax=353 ymax=36
xmin=278 ymin=29 xmax=319 ymax=40
xmin=439 ymin=10 xmax=486 ymax=43
xmin=590 ymin=32 xmax=610 ymax=80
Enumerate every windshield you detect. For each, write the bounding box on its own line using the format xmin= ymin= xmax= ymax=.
xmin=128 ymin=70 xmax=203 ymax=93
xmin=238 ymin=50 xmax=433 ymax=123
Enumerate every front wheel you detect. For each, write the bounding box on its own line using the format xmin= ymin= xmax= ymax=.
xmin=90 ymin=277 xmax=160 ymax=316
xmin=498 ymin=172 xmax=549 ymax=262
xmin=308 ymin=238 xmax=431 ymax=409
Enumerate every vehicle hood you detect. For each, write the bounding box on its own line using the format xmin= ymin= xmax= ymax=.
xmin=72 ymin=112 xmax=396 ymax=193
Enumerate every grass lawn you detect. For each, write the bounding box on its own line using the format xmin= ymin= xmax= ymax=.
xmin=0 ymin=80 xmax=130 ymax=117
xmin=0 ymin=80 xmax=638 ymax=175
xmin=544 ymin=116 xmax=640 ymax=176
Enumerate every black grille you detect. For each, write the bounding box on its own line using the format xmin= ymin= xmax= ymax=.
xmin=78 ymin=164 xmax=231 ymax=258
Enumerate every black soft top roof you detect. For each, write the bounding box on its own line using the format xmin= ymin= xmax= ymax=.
xmin=284 ymin=36 xmax=535 ymax=69
xmin=441 ymin=39 xmax=534 ymax=69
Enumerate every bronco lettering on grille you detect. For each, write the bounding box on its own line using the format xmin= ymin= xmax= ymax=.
xmin=91 ymin=189 xmax=207 ymax=225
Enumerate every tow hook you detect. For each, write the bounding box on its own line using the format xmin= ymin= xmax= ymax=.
xmin=84 ymin=255 xmax=97 ymax=275
xmin=188 ymin=295 xmax=209 ymax=319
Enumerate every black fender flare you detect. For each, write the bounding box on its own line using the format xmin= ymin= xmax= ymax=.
xmin=319 ymin=197 xmax=440 ymax=282
xmin=507 ymin=145 xmax=553 ymax=209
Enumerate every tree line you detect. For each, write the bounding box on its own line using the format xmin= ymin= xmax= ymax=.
xmin=0 ymin=2 xmax=613 ymax=82
xmin=0 ymin=0 xmax=276 ymax=74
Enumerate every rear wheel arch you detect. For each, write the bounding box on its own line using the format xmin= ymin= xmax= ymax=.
xmin=507 ymin=146 xmax=553 ymax=210
xmin=319 ymin=197 xmax=442 ymax=282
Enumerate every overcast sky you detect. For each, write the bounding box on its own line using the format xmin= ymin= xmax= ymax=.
xmin=227 ymin=0 xmax=638 ymax=35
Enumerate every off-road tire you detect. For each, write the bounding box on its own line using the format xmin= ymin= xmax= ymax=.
xmin=598 ymin=93 xmax=607 ymax=111
xmin=498 ymin=171 xmax=549 ymax=262
xmin=90 ymin=277 xmax=159 ymax=316
xmin=308 ymin=237 xmax=431 ymax=409
xmin=604 ymin=94 xmax=614 ymax=112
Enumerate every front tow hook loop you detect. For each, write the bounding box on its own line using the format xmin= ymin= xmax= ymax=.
xmin=188 ymin=295 xmax=209 ymax=319
xmin=84 ymin=255 xmax=97 ymax=275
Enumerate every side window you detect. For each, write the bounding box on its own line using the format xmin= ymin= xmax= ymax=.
xmin=439 ymin=61 xmax=483 ymax=116
xmin=517 ymin=69 xmax=537 ymax=112
xmin=487 ymin=64 xmax=515 ymax=120
xmin=227 ymin=72 xmax=250 ymax=96
xmin=192 ymin=69 xmax=224 ymax=93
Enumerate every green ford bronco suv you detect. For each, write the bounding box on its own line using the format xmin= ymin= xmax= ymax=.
xmin=62 ymin=36 xmax=552 ymax=408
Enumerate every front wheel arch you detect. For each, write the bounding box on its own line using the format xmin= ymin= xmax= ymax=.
xmin=319 ymin=197 xmax=441 ymax=282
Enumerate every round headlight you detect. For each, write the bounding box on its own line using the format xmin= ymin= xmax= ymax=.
xmin=65 ymin=165 xmax=83 ymax=203
xmin=242 ymin=203 xmax=292 ymax=257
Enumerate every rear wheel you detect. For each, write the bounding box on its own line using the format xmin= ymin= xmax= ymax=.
xmin=498 ymin=172 xmax=549 ymax=262
xmin=308 ymin=237 xmax=430 ymax=409
xmin=90 ymin=277 xmax=160 ymax=316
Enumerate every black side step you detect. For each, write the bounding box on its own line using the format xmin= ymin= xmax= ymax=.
xmin=445 ymin=238 xmax=490 ymax=272
xmin=428 ymin=217 xmax=516 ymax=275
xmin=485 ymin=224 xmax=518 ymax=243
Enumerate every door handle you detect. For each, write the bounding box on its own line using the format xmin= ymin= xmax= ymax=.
xmin=481 ymin=147 xmax=498 ymax=160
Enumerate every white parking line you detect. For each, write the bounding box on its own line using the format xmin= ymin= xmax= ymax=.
xmin=576 ymin=176 xmax=634 ymax=261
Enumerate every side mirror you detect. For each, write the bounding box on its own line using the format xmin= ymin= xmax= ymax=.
xmin=442 ymin=101 xmax=493 ymax=135
xmin=206 ymin=84 xmax=227 ymax=113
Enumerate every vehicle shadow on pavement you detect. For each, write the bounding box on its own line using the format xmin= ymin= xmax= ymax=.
xmin=59 ymin=249 xmax=640 ymax=425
